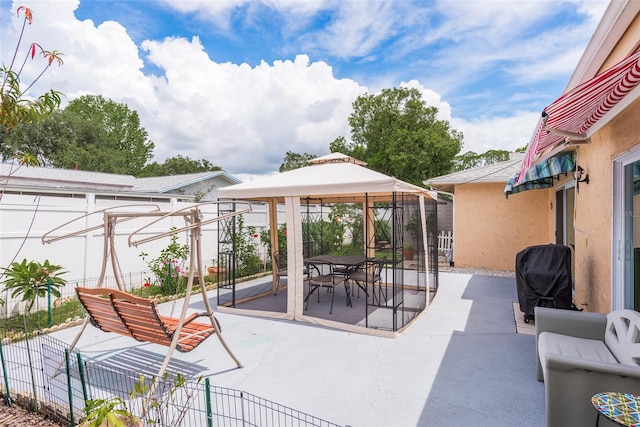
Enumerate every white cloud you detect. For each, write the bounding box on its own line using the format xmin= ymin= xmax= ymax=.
xmin=136 ymin=40 xmax=367 ymax=174
xmin=400 ymin=79 xmax=452 ymax=121
xmin=1 ymin=0 xmax=608 ymax=179
xmin=451 ymin=112 xmax=541 ymax=154
xmin=299 ymin=0 xmax=401 ymax=59
xmin=405 ymin=1 xmax=604 ymax=97
xmin=3 ymin=1 xmax=366 ymax=176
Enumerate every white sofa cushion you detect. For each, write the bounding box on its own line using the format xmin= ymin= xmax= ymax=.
xmin=538 ymin=331 xmax=618 ymax=366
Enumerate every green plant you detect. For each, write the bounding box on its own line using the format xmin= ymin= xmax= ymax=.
xmin=1 ymin=6 xmax=63 ymax=152
xmin=259 ymin=223 xmax=287 ymax=264
xmin=329 ymin=203 xmax=363 ymax=247
xmin=139 ymin=230 xmax=189 ymax=295
xmin=228 ymin=215 xmax=261 ymax=278
xmin=374 ymin=217 xmax=392 ymax=247
xmin=81 ymin=396 xmax=138 ymax=427
xmin=131 ymin=373 xmax=202 ymax=426
xmin=405 ymin=209 xmax=423 ymax=249
xmin=0 ymin=258 xmax=67 ymax=311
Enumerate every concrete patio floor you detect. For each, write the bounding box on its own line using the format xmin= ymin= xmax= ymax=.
xmin=49 ymin=272 xmax=545 ymax=427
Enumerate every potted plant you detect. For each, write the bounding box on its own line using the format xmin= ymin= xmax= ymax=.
xmin=404 ymin=244 xmax=415 ymax=261
xmin=207 ymin=257 xmax=227 ymax=281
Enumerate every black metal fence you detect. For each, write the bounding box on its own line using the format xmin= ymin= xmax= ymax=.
xmin=0 ymin=333 xmax=343 ymax=426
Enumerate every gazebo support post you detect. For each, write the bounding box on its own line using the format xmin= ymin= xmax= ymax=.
xmin=418 ymin=194 xmax=430 ymax=305
xmin=268 ymin=199 xmax=279 ymax=293
xmin=285 ymin=196 xmax=305 ymax=321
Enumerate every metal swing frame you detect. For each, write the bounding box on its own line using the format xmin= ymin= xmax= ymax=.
xmin=42 ymin=201 xmax=251 ymax=380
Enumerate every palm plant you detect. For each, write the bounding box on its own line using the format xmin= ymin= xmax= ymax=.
xmin=1 ymin=259 xmax=67 ymax=311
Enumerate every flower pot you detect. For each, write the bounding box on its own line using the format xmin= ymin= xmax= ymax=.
xmin=404 ymin=250 xmax=415 ymax=261
xmin=208 ymin=266 xmax=227 ymax=281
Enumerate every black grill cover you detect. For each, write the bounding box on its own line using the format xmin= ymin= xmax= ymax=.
xmin=516 ymin=244 xmax=573 ymax=317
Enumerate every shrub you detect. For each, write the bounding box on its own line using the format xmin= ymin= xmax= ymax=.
xmin=1 ymin=259 xmax=67 ymax=311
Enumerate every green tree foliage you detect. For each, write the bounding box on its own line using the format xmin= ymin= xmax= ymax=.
xmin=140 ymin=154 xmax=221 ymax=177
xmin=333 ymin=87 xmax=463 ymax=186
xmin=3 ymin=95 xmax=155 ymax=174
xmin=279 ymin=150 xmax=317 ymax=172
xmin=52 ymin=95 xmax=155 ymax=175
xmin=0 ymin=110 xmax=71 ymax=165
xmin=452 ymin=149 xmax=511 ymax=172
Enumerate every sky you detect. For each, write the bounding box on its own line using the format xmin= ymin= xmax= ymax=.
xmin=0 ymin=0 xmax=610 ymax=180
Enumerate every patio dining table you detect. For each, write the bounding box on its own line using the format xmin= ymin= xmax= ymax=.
xmin=303 ymin=255 xmax=369 ymax=313
xmin=304 ymin=255 xmax=369 ymax=270
xmin=304 ymin=255 xmax=371 ymax=297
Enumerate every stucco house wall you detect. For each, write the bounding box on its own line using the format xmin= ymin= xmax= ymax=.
xmin=572 ymin=97 xmax=640 ymax=312
xmin=454 ymin=182 xmax=549 ymax=270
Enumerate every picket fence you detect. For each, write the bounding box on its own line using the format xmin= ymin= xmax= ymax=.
xmin=437 ymin=230 xmax=453 ymax=253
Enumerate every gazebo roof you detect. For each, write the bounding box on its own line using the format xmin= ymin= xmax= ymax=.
xmin=218 ymin=153 xmax=436 ymax=203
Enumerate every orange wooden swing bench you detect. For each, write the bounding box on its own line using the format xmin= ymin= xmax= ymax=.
xmin=76 ymin=287 xmax=217 ymax=353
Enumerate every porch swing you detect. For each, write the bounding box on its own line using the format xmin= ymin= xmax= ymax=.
xmin=42 ymin=202 xmax=251 ymax=377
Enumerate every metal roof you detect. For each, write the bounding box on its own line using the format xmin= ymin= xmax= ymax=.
xmin=0 ymin=163 xmax=240 ymax=195
xmin=425 ymin=153 xmax=524 ymax=193
xmin=133 ymin=171 xmax=241 ymax=192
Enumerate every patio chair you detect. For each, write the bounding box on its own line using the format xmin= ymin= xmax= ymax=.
xmin=332 ymin=247 xmax=365 ymax=278
xmin=273 ymin=251 xmax=308 ymax=294
xmin=272 ymin=251 xmax=287 ymax=294
xmin=304 ymin=263 xmax=351 ymax=314
xmin=347 ymin=257 xmax=387 ymax=304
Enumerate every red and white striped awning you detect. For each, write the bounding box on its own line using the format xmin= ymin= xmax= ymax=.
xmin=517 ymin=49 xmax=640 ymax=185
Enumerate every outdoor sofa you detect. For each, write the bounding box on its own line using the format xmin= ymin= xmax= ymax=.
xmin=535 ymin=306 xmax=640 ymax=427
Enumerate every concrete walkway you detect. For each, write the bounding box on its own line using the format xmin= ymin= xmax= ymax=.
xmin=49 ymin=272 xmax=545 ymax=427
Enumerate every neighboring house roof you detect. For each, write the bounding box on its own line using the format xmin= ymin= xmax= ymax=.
xmin=0 ymin=163 xmax=241 ymax=197
xmin=425 ymin=153 xmax=524 ymax=194
xmin=133 ymin=171 xmax=241 ymax=192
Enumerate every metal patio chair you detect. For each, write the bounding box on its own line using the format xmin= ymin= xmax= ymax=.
xmin=304 ymin=263 xmax=351 ymax=314
xmin=347 ymin=257 xmax=387 ymax=305
xmin=273 ymin=251 xmax=309 ymax=294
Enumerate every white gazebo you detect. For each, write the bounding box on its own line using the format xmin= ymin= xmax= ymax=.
xmin=217 ymin=153 xmax=438 ymax=337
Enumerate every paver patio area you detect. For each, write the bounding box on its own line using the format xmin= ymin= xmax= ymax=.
xmin=49 ymin=272 xmax=545 ymax=427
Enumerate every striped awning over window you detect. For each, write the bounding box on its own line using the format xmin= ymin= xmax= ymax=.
xmin=516 ymin=49 xmax=640 ymax=185
xmin=505 ymin=152 xmax=576 ymax=197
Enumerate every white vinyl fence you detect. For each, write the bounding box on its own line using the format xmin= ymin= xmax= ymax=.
xmin=0 ymin=193 xmax=273 ymax=317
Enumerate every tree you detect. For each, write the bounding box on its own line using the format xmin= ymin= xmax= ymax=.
xmin=0 ymin=110 xmax=72 ymax=166
xmin=139 ymin=155 xmax=221 ymax=177
xmin=2 ymin=95 xmax=156 ymax=174
xmin=52 ymin=95 xmax=154 ymax=175
xmin=453 ymin=149 xmax=528 ymax=172
xmin=0 ymin=5 xmax=63 ymax=165
xmin=279 ymin=151 xmax=317 ymax=172
xmin=452 ymin=149 xmax=511 ymax=172
xmin=333 ymin=87 xmax=463 ymax=186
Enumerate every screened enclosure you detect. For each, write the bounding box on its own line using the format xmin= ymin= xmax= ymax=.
xmin=216 ymin=154 xmax=439 ymax=337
